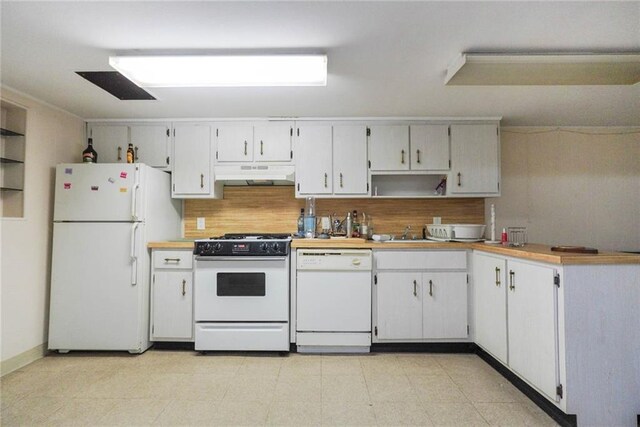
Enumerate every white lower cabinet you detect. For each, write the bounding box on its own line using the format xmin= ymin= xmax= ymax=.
xmin=373 ymin=250 xmax=468 ymax=342
xmin=150 ymin=249 xmax=194 ymax=341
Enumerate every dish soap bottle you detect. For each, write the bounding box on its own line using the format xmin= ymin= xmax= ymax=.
xmin=82 ymin=138 xmax=98 ymax=163
xmin=297 ymin=208 xmax=305 ymax=237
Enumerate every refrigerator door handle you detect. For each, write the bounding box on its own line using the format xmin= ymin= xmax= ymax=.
xmin=130 ymin=223 xmax=139 ymax=285
xmin=130 ymin=183 xmax=140 ymax=221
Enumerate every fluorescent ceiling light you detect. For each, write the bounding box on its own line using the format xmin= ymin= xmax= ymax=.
xmin=109 ymin=55 xmax=327 ymax=87
xmin=445 ymin=53 xmax=640 ymax=85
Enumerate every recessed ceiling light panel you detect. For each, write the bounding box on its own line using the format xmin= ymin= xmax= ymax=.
xmin=109 ymin=55 xmax=328 ymax=87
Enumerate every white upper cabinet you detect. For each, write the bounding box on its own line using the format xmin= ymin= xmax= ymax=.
xmin=172 ymin=123 xmax=220 ymax=198
xmin=410 ymin=125 xmax=450 ymax=171
xmin=215 ymin=124 xmax=254 ymax=162
xmin=89 ymin=124 xmax=129 ymax=164
xmin=368 ymin=125 xmax=410 ymax=171
xmin=130 ymin=124 xmax=170 ymax=168
xmin=295 ymin=125 xmax=333 ymax=195
xmin=332 ymin=125 xmax=368 ymax=195
xmin=89 ymin=123 xmax=170 ymax=168
xmin=254 ymin=123 xmax=293 ymax=162
xmin=449 ymin=124 xmax=500 ymax=195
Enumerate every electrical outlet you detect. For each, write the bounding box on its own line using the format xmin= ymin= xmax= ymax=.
xmin=433 ymin=217 xmax=441 ymax=225
xmin=196 ymin=217 xmax=205 ymax=230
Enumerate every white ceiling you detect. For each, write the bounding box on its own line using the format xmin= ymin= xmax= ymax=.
xmin=1 ymin=1 xmax=639 ymax=126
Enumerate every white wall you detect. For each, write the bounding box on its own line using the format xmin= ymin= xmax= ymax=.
xmin=487 ymin=127 xmax=640 ymax=252
xmin=1 ymin=87 xmax=84 ymax=366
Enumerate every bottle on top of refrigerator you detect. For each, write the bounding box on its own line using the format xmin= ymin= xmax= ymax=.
xmin=82 ymin=138 xmax=98 ymax=163
xmin=297 ymin=208 xmax=305 ymax=237
xmin=126 ymin=143 xmax=134 ymax=163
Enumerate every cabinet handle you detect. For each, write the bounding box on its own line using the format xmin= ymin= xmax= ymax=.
xmin=457 ymin=172 xmax=462 ymax=187
xmin=495 ymin=267 xmax=501 ymax=286
xmin=401 ymin=149 xmax=405 ymax=164
xmin=413 ymin=280 xmax=417 ymax=297
xmin=164 ymin=258 xmax=181 ymax=263
xmin=260 ymin=140 xmax=264 ymax=155
xmin=117 ymin=146 xmax=122 ymax=161
xmin=244 ymin=141 xmax=248 ymax=155
xmin=200 ymin=173 xmax=204 ymax=189
xmin=429 ymin=279 xmax=433 ymax=296
xmin=339 ymin=173 xmax=343 ymax=188
xmin=134 ymin=146 xmax=139 ymax=161
xmin=324 ymin=173 xmax=328 ymax=188
xmin=416 ymin=149 xmax=421 ymax=164
xmin=182 ymin=279 xmax=186 ymax=296
xmin=509 ymin=270 xmax=515 ymax=291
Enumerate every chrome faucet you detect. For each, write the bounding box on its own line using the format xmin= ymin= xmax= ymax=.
xmin=402 ymin=225 xmax=412 ymax=240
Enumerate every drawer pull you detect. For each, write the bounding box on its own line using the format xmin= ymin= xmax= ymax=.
xmin=401 ymin=149 xmax=405 ymax=164
xmin=495 ymin=267 xmax=501 ymax=286
xmin=509 ymin=270 xmax=515 ymax=291
xmin=164 ymin=258 xmax=181 ymax=263
xmin=181 ymin=279 xmax=186 ymax=296
xmin=413 ymin=279 xmax=417 ymax=297
xmin=416 ymin=149 xmax=421 ymax=164
xmin=429 ymin=279 xmax=433 ymax=296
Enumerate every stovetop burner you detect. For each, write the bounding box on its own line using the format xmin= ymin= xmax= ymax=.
xmin=208 ymin=233 xmax=292 ymax=240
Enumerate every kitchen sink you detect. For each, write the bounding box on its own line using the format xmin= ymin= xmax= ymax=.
xmin=381 ymin=239 xmax=438 ymax=243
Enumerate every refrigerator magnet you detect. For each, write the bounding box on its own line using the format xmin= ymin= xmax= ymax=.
xmin=91 ymin=186 xmax=99 ymax=191
xmin=64 ymin=168 xmax=73 ymax=175
xmin=120 ymin=172 xmax=127 ymax=179
xmin=63 ymin=183 xmax=71 ymax=190
xmin=119 ymin=187 xmax=127 ymax=193
xmin=107 ymin=177 xmax=115 ymax=184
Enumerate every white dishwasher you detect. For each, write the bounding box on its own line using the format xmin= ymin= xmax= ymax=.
xmin=296 ymin=249 xmax=372 ymax=353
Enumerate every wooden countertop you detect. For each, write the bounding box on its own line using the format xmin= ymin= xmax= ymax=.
xmin=148 ymin=239 xmax=640 ymax=265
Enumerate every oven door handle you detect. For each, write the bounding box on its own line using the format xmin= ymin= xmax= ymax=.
xmin=195 ymin=256 xmax=288 ymax=262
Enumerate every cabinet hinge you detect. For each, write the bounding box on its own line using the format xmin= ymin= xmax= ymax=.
xmin=166 ymin=128 xmax=170 ymax=137
xmin=166 ymin=156 xmax=170 ymax=165
xmin=152 ymin=274 xmax=155 ymax=284
xmin=449 ymin=159 xmax=451 ymax=168
xmin=448 ymin=127 xmax=451 ymax=137
xmin=297 ymin=183 xmax=300 ymax=192
xmin=172 ymin=183 xmax=175 ymax=192
xmin=152 ymin=325 xmax=154 ymax=334
xmin=297 ymin=128 xmax=300 ymax=137
xmin=466 ymin=274 xmax=469 ymax=284
xmin=556 ymin=384 xmax=563 ymax=399
xmin=290 ymin=150 xmax=293 ymax=159
xmin=374 ymin=326 xmax=378 ymax=336
xmin=367 ymin=183 xmax=369 ymax=192
xmin=467 ymin=325 xmax=470 ymax=335
xmin=366 ymin=127 xmax=371 ymax=137
xmin=216 ymin=151 xmax=219 ymax=160
xmin=497 ymin=182 xmax=500 ymax=191
xmin=368 ymin=160 xmax=371 ymax=169
xmin=554 ymin=273 xmax=560 ymax=288
xmin=290 ymin=127 xmax=293 ymax=136
xmin=173 ymin=129 xmax=175 ymax=137
xmin=374 ymin=274 xmax=377 ymax=285
xmin=216 ymin=129 xmax=219 ymax=137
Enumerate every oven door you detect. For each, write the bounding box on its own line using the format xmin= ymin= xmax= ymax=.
xmin=194 ymin=256 xmax=289 ymax=322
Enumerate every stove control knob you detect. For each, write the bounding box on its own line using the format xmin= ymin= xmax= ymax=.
xmin=260 ymin=243 xmax=269 ymax=252
xmin=213 ymin=243 xmax=223 ymax=252
xmin=271 ymin=242 xmax=280 ymax=253
xmin=200 ymin=242 xmax=212 ymax=255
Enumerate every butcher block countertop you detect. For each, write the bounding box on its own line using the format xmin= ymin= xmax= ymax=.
xmin=148 ymin=239 xmax=640 ymax=265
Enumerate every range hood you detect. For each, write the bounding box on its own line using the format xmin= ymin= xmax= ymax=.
xmin=214 ymin=164 xmax=295 ymax=186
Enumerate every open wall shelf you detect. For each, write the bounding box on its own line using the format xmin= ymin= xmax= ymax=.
xmin=1 ymin=99 xmax=26 ymax=218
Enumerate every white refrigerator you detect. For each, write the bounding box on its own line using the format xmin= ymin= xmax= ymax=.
xmin=48 ymin=163 xmax=181 ymax=353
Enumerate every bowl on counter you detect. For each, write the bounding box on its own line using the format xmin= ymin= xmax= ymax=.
xmin=426 ymin=224 xmax=486 ymax=240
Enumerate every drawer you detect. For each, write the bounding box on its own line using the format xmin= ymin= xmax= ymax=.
xmin=375 ymin=250 xmax=467 ymax=270
xmin=153 ymin=250 xmax=193 ymax=270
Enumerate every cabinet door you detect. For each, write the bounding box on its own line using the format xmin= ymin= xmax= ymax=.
xmin=216 ymin=125 xmax=254 ymax=162
xmin=422 ymin=272 xmax=468 ymax=339
xmin=376 ymin=272 xmax=422 ymax=340
xmin=294 ymin=125 xmax=333 ymax=195
xmin=369 ymin=125 xmax=410 ymax=171
xmin=333 ymin=125 xmax=369 ymax=195
xmin=449 ymin=124 xmax=500 ymax=194
xmin=507 ymin=259 xmax=560 ymax=401
xmin=90 ymin=124 xmax=129 ymax=163
xmin=172 ymin=124 xmax=211 ymax=195
xmin=254 ymin=123 xmax=293 ymax=162
xmin=130 ymin=124 xmax=170 ymax=168
xmin=473 ymin=252 xmax=508 ymax=364
xmin=152 ymin=271 xmax=193 ymax=340
xmin=410 ymin=125 xmax=450 ymax=171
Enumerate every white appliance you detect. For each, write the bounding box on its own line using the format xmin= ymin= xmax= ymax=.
xmin=296 ymin=249 xmax=372 ymax=353
xmin=48 ymin=163 xmax=181 ymax=353
xmin=193 ymin=234 xmax=291 ymax=351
